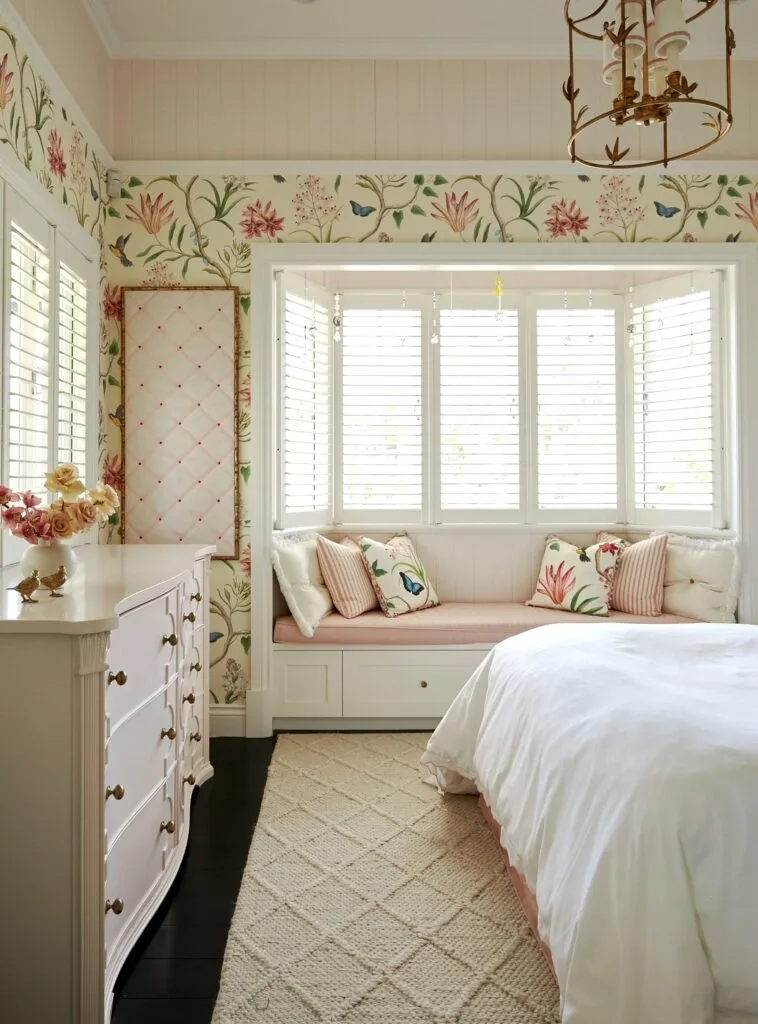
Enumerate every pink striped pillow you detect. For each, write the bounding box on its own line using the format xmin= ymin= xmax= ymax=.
xmin=316 ymin=535 xmax=379 ymax=619
xmin=597 ymin=531 xmax=668 ymax=616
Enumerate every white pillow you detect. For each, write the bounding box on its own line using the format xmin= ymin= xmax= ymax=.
xmin=656 ymin=533 xmax=740 ymax=623
xmin=272 ymin=531 xmax=333 ymax=637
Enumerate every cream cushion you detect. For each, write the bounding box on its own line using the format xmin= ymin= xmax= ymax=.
xmin=527 ymin=535 xmax=622 ymax=617
xmin=359 ymin=533 xmax=440 ymax=617
xmin=271 ymin=531 xmax=333 ymax=638
xmin=657 ymin=533 xmax=740 ymax=623
xmin=316 ymin=535 xmax=379 ymax=618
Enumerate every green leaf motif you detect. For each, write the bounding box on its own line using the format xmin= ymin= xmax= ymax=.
xmin=107 ymin=206 xmax=120 ymax=218
xmin=413 ymin=174 xmax=425 ymax=185
xmin=714 ymin=206 xmax=730 ymax=216
xmin=108 ymin=340 xmax=119 ymax=356
xmin=361 ymin=543 xmax=371 ymax=553
xmin=422 ymin=186 xmax=438 ymax=197
xmin=240 ymin=295 xmax=251 ymax=315
xmin=410 ymin=205 xmax=425 ymax=216
xmin=393 ymin=210 xmax=404 ymax=228
xmin=421 ymin=231 xmax=437 ymax=243
xmin=127 ymin=176 xmax=143 ymax=188
xmin=240 ymin=635 xmax=251 ymax=655
xmin=433 ymin=176 xmax=448 ymax=185
xmin=737 ymin=175 xmax=752 ymax=187
xmin=717 ymin=174 xmax=729 ymax=186
xmin=549 ymin=542 xmax=560 ymax=551
xmin=482 ymin=224 xmax=491 ymax=243
xmin=107 ymin=375 xmax=119 ymax=387
xmin=385 ymin=601 xmax=396 ymax=610
xmin=697 ymin=210 xmax=708 ymax=229
xmin=638 ymin=175 xmax=645 ymax=194
xmin=239 ymin=464 xmax=251 ymax=484
xmin=334 ymin=175 xmax=341 ymax=192
xmin=473 ymin=217 xmax=482 ymax=242
xmin=727 ymin=186 xmax=742 ymax=198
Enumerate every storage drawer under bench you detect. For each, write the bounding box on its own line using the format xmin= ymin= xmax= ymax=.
xmin=342 ymin=650 xmax=483 ymax=717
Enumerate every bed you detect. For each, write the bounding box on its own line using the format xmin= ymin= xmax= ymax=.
xmin=420 ymin=622 xmax=758 ymax=1024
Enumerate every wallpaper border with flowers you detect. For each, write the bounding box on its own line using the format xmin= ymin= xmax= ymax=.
xmin=103 ymin=168 xmax=758 ymax=705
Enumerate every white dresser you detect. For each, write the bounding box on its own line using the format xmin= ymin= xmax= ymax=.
xmin=0 ymin=544 xmax=214 ymax=1024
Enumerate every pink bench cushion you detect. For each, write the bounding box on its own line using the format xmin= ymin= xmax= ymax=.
xmin=273 ymin=601 xmax=697 ymax=645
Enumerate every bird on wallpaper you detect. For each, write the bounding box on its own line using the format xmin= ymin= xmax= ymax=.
xmin=90 ymin=179 xmax=99 ymax=202
xmin=109 ymin=405 xmax=124 ymax=429
xmin=40 ymin=565 xmax=68 ymax=597
xmin=109 ymin=233 xmax=133 ymax=267
xmin=7 ymin=570 xmax=41 ymax=603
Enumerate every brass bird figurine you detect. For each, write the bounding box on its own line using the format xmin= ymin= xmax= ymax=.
xmin=8 ymin=570 xmax=41 ymax=603
xmin=40 ymin=565 xmax=68 ymax=597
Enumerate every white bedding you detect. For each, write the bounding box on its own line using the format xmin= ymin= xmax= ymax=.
xmin=420 ymin=622 xmax=758 ymax=1024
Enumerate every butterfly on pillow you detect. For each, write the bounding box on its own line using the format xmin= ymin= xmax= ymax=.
xmin=399 ymin=571 xmax=425 ymax=597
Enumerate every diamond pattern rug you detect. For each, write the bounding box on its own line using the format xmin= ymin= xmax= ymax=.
xmin=212 ymin=733 xmax=560 ymax=1023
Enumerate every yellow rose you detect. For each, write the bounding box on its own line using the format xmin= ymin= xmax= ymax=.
xmin=87 ymin=483 xmax=119 ymax=522
xmin=48 ymin=509 xmax=74 ymax=539
xmin=44 ymin=464 xmax=85 ymax=500
xmin=67 ymin=500 xmax=98 ymax=534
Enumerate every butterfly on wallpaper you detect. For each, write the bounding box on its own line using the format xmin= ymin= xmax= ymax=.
xmin=654 ymin=201 xmax=681 ymax=218
xmin=109 ymin=233 xmax=133 ymax=267
xmin=399 ymin=571 xmax=425 ymax=597
xmin=350 ymin=200 xmax=377 ymax=217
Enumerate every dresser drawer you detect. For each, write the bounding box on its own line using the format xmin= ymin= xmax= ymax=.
xmin=342 ymin=650 xmax=482 ymax=718
xmin=105 ymin=770 xmax=176 ymax=961
xmin=106 ymin=589 xmax=180 ymax=727
xmin=106 ymin=686 xmax=177 ymax=847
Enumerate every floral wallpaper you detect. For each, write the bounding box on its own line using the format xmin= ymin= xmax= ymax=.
xmin=103 ymin=169 xmax=758 ymax=705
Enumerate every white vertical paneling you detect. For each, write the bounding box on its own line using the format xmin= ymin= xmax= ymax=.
xmin=112 ymin=58 xmax=758 ymax=162
xmin=375 ymin=62 xmax=399 ymax=159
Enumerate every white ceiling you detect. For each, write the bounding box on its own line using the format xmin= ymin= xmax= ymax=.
xmin=85 ymin=0 xmax=758 ymax=61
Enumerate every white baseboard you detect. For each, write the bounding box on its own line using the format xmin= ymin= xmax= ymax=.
xmin=272 ymin=717 xmax=440 ymax=731
xmin=209 ymin=705 xmax=246 ymax=737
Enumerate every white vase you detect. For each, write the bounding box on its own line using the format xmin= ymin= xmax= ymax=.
xmin=20 ymin=539 xmax=79 ymax=581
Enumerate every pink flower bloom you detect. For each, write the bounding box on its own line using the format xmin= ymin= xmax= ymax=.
xmin=25 ymin=508 xmax=52 ymax=542
xmin=735 ymin=192 xmax=758 ymax=231
xmin=13 ymin=522 xmax=39 ymax=545
xmin=125 ymin=192 xmax=174 ymax=234
xmin=21 ymin=491 xmax=41 ymax=508
xmin=240 ymin=373 xmax=251 ymax=408
xmin=0 ymin=53 xmax=14 ymax=111
xmin=378 ymin=232 xmax=393 ymax=243
xmin=240 ymin=543 xmax=251 ymax=578
xmin=47 ymin=129 xmax=66 ymax=180
xmin=535 ymin=560 xmax=576 ymax=605
xmin=545 ymin=199 xmax=589 ymax=239
xmin=241 ymin=200 xmax=285 ymax=240
xmin=103 ymin=284 xmax=122 ymax=321
xmin=101 ymin=452 xmax=124 ymax=493
xmin=682 ymin=232 xmax=696 ymax=243
xmin=0 ymin=485 xmax=19 ymax=505
xmin=598 ymin=542 xmax=619 ymax=555
xmin=430 ymin=191 xmax=479 ymax=235
xmin=2 ymin=506 xmax=23 ymax=527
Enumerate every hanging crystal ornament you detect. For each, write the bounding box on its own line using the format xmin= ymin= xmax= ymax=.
xmin=430 ymin=290 xmax=440 ymax=345
xmin=564 ymin=290 xmax=572 ymax=345
xmin=332 ymin=292 xmax=342 ymax=344
xmin=494 ymin=272 xmax=505 ymax=341
xmin=400 ymin=289 xmax=407 ymax=344
xmin=627 ymin=285 xmax=637 ymax=348
xmin=587 ymin=288 xmax=595 ymax=343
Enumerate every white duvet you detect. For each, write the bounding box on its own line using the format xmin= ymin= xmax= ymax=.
xmin=420 ymin=623 xmax=758 ymax=1024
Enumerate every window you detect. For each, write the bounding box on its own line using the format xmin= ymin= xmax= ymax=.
xmin=0 ymin=188 xmax=97 ymax=566
xmin=276 ymin=274 xmax=725 ymax=530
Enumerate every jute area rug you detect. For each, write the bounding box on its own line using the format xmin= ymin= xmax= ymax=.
xmin=212 ymin=732 xmax=560 ymax=1024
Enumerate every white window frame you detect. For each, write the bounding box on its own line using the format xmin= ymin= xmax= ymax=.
xmin=0 ymin=164 xmax=98 ymax=568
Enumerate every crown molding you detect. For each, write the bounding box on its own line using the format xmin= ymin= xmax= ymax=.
xmin=81 ymin=0 xmax=120 ymax=58
xmin=0 ymin=1 xmax=113 ymax=162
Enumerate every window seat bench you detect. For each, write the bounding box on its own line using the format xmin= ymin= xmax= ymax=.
xmin=270 ymin=602 xmax=697 ymax=728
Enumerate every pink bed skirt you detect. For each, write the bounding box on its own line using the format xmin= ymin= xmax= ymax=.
xmin=479 ymin=795 xmax=556 ymax=975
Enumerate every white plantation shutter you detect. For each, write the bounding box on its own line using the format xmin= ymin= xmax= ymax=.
xmin=7 ymin=218 xmax=51 ymax=497
xmin=536 ymin=301 xmax=619 ymax=514
xmin=56 ymin=261 xmax=89 ymax=471
xmin=280 ymin=277 xmax=331 ymax=525
xmin=339 ymin=300 xmax=424 ymax=518
xmin=631 ymin=274 xmax=720 ymax=525
xmin=439 ymin=306 xmax=520 ymax=515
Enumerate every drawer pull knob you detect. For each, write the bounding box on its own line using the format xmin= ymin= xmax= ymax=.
xmin=105 ymin=898 xmax=124 ymax=915
xmin=162 ymin=633 xmax=178 ymax=647
xmin=190 ymin=661 xmax=202 ymax=673
xmin=191 ymin=592 xmax=202 ymax=603
xmin=107 ymin=670 xmax=127 ymax=686
xmin=184 ymin=774 xmax=196 ymax=786
xmin=105 ymin=784 xmax=125 ymax=801
xmin=183 ymin=611 xmax=196 ymax=624
xmin=183 ymin=691 xmax=196 ymax=705
xmin=420 ymin=679 xmax=428 ymax=688
xmin=160 ymin=727 xmax=176 ymax=741
xmin=159 ymin=820 xmax=176 ymax=835
xmin=190 ymin=731 xmax=202 ymax=743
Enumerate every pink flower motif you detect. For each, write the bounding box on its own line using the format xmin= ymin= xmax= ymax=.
xmin=597 ymin=175 xmax=645 ymax=238
xmin=125 ymin=192 xmax=174 ymax=234
xmin=2 ymin=507 xmax=23 ymax=527
xmin=430 ymin=191 xmax=479 ymax=235
xmin=240 ymin=543 xmax=251 ymax=578
xmin=0 ymin=485 xmax=19 ymax=505
xmin=21 ymin=491 xmax=41 ymax=508
xmin=735 ymin=193 xmax=758 ymax=231
xmin=535 ymin=560 xmax=576 ymax=606
xmin=682 ymin=232 xmax=696 ymax=243
xmin=103 ymin=284 xmax=122 ymax=321
xmin=545 ymin=199 xmax=589 ymax=239
xmin=25 ymin=508 xmax=52 ymax=542
xmin=47 ymin=129 xmax=66 ymax=180
xmin=13 ymin=522 xmax=39 ymax=545
xmin=598 ymin=541 xmax=619 ymax=555
xmin=101 ymin=452 xmax=124 ymax=493
xmin=241 ymin=200 xmax=285 ymax=240
xmin=240 ymin=373 xmax=251 ymax=408
xmin=0 ymin=53 xmax=14 ymax=111
xmin=378 ymin=232 xmax=394 ymax=243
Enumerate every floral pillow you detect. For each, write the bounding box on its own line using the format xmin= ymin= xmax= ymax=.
xmin=527 ymin=535 xmax=623 ymax=617
xmin=359 ymin=533 xmax=440 ymax=617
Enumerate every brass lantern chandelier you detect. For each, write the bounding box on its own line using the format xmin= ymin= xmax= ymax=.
xmin=564 ymin=0 xmax=735 ymax=169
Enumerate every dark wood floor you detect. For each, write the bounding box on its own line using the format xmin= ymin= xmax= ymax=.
xmin=111 ymin=736 xmax=276 ymax=1024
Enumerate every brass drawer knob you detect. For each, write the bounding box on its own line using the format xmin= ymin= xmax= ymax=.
xmin=105 ymin=898 xmax=124 ymax=915
xmin=162 ymin=633 xmax=178 ymax=647
xmin=190 ymin=731 xmax=202 ymax=743
xmin=159 ymin=820 xmax=175 ymax=835
xmin=183 ymin=611 xmax=196 ymax=624
xmin=190 ymin=662 xmax=202 ymax=673
xmin=107 ymin=670 xmax=127 ymax=686
xmin=105 ymin=784 xmax=125 ymax=801
xmin=420 ymin=679 xmax=428 ymax=688
xmin=160 ymin=727 xmax=176 ymax=741
xmin=190 ymin=592 xmax=202 ymax=603
xmin=183 ymin=691 xmax=196 ymax=705
xmin=184 ymin=774 xmax=196 ymax=786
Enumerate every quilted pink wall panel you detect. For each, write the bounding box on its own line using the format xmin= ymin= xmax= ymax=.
xmin=122 ymin=287 xmax=239 ymax=558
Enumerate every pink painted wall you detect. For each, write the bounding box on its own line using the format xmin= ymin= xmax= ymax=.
xmin=112 ymin=58 xmax=758 ymax=162
xmin=12 ymin=0 xmax=112 ymax=150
